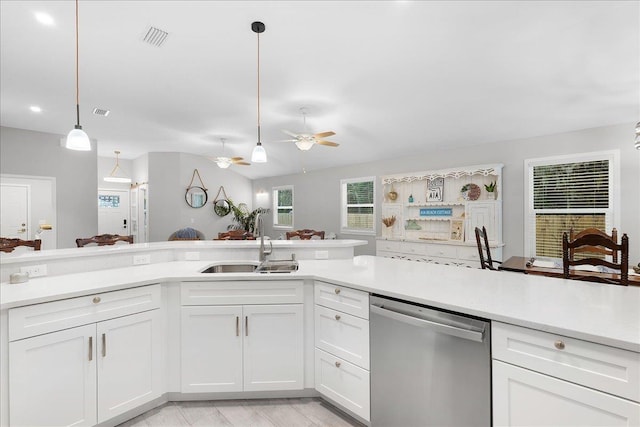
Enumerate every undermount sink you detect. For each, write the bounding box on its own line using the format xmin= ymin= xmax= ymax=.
xmin=200 ymin=259 xmax=298 ymax=274
xmin=201 ymin=263 xmax=259 ymax=273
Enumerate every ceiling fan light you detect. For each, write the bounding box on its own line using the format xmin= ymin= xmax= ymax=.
xmin=635 ymin=133 xmax=640 ymax=150
xmin=65 ymin=126 xmax=91 ymax=151
xmin=251 ymin=143 xmax=267 ymax=163
xmin=295 ymin=140 xmax=315 ymax=151
xmin=216 ymin=158 xmax=232 ymax=169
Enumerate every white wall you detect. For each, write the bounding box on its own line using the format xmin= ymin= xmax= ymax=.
xmin=0 ymin=126 xmax=97 ymax=248
xmin=253 ymin=123 xmax=640 ymax=261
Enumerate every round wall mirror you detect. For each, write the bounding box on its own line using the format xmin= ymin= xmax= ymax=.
xmin=213 ymin=199 xmax=231 ymax=216
xmin=185 ymin=186 xmax=208 ymax=208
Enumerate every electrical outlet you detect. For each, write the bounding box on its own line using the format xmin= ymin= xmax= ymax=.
xmin=315 ymin=250 xmax=329 ymax=260
xmin=20 ymin=264 xmax=47 ymax=278
xmin=133 ymin=254 xmax=151 ymax=265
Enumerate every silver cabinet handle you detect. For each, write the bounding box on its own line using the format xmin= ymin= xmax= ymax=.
xmin=93 ymin=296 xmax=101 ymax=304
xmin=334 ymin=288 xmax=341 ymax=294
xmin=554 ymin=340 xmax=565 ymax=350
xmin=88 ymin=336 xmax=93 ymax=361
xmin=102 ymin=333 xmax=106 ymax=357
xmin=335 ymin=314 xmax=341 ymax=321
xmin=245 ymin=316 xmax=248 ymax=336
xmin=236 ymin=316 xmax=239 ymax=337
xmin=335 ymin=361 xmax=341 ymax=368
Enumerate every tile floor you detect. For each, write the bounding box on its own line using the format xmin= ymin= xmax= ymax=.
xmin=116 ymin=398 xmax=365 ymax=427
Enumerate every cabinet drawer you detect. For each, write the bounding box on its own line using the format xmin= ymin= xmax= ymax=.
xmin=493 ymin=322 xmax=640 ymax=402
xmin=9 ymin=284 xmax=161 ymax=341
xmin=315 ymin=282 xmax=369 ymax=320
xmin=426 ymin=244 xmax=457 ymax=259
xmin=401 ymin=242 xmax=427 ymax=256
xmin=181 ymin=280 xmax=303 ymax=305
xmin=315 ymin=305 xmax=370 ymax=369
xmin=457 ymin=246 xmax=481 ymax=262
xmin=315 ymin=348 xmax=370 ymax=421
xmin=376 ymin=240 xmax=402 ymax=253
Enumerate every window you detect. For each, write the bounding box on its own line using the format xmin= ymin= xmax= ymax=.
xmin=273 ymin=186 xmax=293 ymax=228
xmin=524 ymin=151 xmax=619 ymax=259
xmin=341 ymin=177 xmax=375 ymax=234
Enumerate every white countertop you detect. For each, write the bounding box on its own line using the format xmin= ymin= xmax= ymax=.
xmin=1 ymin=255 xmax=638 ymax=352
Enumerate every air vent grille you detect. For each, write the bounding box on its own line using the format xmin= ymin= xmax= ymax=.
xmin=143 ymin=26 xmax=169 ymax=47
xmin=92 ymin=108 xmax=110 ymax=116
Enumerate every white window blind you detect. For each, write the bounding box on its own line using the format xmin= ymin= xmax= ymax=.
xmin=273 ymin=186 xmax=293 ymax=228
xmin=341 ymin=177 xmax=375 ymax=234
xmin=525 ymin=152 xmax=618 ymax=259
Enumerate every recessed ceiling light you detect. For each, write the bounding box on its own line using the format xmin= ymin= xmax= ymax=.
xmin=30 ymin=106 xmax=42 ymax=113
xmin=34 ymin=12 xmax=55 ymax=26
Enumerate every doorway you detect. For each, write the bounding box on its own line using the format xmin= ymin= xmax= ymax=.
xmin=98 ymin=189 xmax=130 ymax=236
xmin=0 ymin=184 xmax=30 ymax=238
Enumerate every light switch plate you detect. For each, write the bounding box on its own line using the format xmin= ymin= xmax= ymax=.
xmin=133 ymin=254 xmax=151 ymax=265
xmin=20 ymin=264 xmax=47 ymax=277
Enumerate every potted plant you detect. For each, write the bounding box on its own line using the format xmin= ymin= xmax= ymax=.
xmin=484 ymin=181 xmax=497 ymax=199
xmin=227 ymin=199 xmax=270 ymax=234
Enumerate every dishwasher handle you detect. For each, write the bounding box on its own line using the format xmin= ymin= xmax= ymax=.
xmin=370 ymin=304 xmax=486 ymax=343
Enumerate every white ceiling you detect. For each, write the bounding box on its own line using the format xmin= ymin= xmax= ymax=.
xmin=1 ymin=1 xmax=638 ymax=179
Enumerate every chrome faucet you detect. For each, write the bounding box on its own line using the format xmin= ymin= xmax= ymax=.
xmin=256 ymin=212 xmax=272 ymax=262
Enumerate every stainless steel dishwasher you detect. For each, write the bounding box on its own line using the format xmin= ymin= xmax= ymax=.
xmin=370 ymin=295 xmax=491 ymax=427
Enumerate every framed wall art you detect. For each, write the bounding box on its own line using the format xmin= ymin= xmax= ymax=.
xmin=450 ymin=219 xmax=464 ymax=241
xmin=427 ymin=178 xmax=444 ymax=202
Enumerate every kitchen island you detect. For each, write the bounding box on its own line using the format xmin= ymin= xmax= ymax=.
xmin=1 ymin=247 xmax=638 ymax=426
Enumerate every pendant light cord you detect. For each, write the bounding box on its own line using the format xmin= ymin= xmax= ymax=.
xmin=256 ymin=31 xmax=261 ymax=144
xmin=75 ymin=0 xmax=81 ymax=127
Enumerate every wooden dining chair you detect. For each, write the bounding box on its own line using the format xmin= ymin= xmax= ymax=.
xmin=475 ymin=226 xmax=501 ymax=270
xmin=215 ymin=230 xmax=255 ymax=240
xmin=76 ymin=234 xmax=134 ymax=247
xmin=286 ymin=229 xmax=325 ymax=240
xmin=562 ymin=230 xmax=629 ymax=286
xmin=569 ymin=228 xmax=618 ymax=262
xmin=0 ymin=238 xmax=42 ymax=253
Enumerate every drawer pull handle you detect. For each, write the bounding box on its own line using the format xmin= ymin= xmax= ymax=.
xmin=93 ymin=296 xmax=101 ymax=304
xmin=334 ymin=288 xmax=341 ymax=295
xmin=88 ymin=336 xmax=93 ymax=361
xmin=335 ymin=361 xmax=341 ymax=368
xmin=554 ymin=340 xmax=565 ymax=350
xmin=102 ymin=333 xmax=106 ymax=357
xmin=245 ymin=316 xmax=248 ymax=336
xmin=236 ymin=316 xmax=240 ymax=337
xmin=335 ymin=314 xmax=341 ymax=321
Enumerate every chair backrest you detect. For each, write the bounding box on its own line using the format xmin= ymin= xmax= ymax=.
xmin=76 ymin=234 xmax=134 ymax=248
xmin=216 ymin=230 xmax=255 ymax=240
xmin=475 ymin=226 xmax=497 ymax=270
xmin=168 ymin=227 xmax=205 ymax=241
xmin=562 ymin=230 xmax=629 ymax=286
xmin=286 ymin=229 xmax=325 ymax=240
xmin=0 ymin=238 xmax=42 ymax=253
xmin=569 ymin=228 xmax=618 ymax=262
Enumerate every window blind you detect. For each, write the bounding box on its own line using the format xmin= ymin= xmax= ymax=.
xmin=273 ymin=187 xmax=293 ymax=227
xmin=342 ymin=178 xmax=375 ymax=232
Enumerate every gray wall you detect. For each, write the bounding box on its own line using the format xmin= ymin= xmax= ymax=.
xmin=253 ymin=123 xmax=640 ymax=261
xmin=148 ymin=152 xmax=254 ymax=241
xmin=0 ymin=126 xmax=98 ymax=248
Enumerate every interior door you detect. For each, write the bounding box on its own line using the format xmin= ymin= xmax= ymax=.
xmin=98 ymin=189 xmax=130 ymax=236
xmin=0 ymin=183 xmax=29 ymax=238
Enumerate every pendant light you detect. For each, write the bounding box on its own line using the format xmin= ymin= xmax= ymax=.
xmin=65 ymin=0 xmax=91 ymax=151
xmin=635 ymin=121 xmax=639 ymax=150
xmin=104 ymin=151 xmax=131 ymax=183
xmin=251 ymin=21 xmax=267 ymax=163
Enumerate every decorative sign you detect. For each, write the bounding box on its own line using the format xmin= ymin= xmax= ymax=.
xmin=420 ymin=208 xmax=452 ymax=217
xmin=427 ymin=178 xmax=444 ymax=202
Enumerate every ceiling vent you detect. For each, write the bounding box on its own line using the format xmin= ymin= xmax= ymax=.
xmin=92 ymin=108 xmax=110 ymax=116
xmin=143 ymin=26 xmax=169 ymax=47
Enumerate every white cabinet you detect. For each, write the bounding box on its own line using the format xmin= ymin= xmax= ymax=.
xmin=314 ymin=282 xmax=370 ymax=422
xmin=180 ymin=281 xmax=304 ymax=394
xmin=492 ymin=322 xmax=640 ymax=426
xmin=8 ymin=285 xmax=162 ymax=426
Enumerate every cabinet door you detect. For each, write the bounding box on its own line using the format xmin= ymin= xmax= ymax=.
xmin=97 ymin=309 xmax=162 ymax=423
xmin=493 ymin=360 xmax=640 ymax=426
xmin=9 ymin=324 xmax=97 ymax=427
xmin=466 ymin=202 xmax=497 ymax=242
xmin=181 ymin=305 xmax=243 ymax=392
xmin=243 ymin=304 xmax=304 ymax=391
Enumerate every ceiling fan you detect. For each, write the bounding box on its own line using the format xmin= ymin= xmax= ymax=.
xmin=280 ymin=108 xmax=339 ymax=151
xmin=208 ymin=138 xmax=250 ymax=169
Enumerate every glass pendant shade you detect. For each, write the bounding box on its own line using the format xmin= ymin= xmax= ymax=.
xmin=65 ymin=126 xmax=91 ymax=151
xmin=635 ymin=122 xmax=640 ymax=150
xmin=251 ymin=143 xmax=267 ymax=163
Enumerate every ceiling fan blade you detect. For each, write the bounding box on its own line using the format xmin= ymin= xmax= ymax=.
xmin=314 ymin=131 xmax=335 ymax=138
xmin=230 ymin=157 xmax=244 ymax=161
xmin=282 ymin=129 xmax=299 ymax=138
xmin=234 ymin=161 xmax=251 ymax=166
xmin=274 ymin=139 xmax=298 ymax=143
xmin=316 ymin=140 xmax=339 ymax=147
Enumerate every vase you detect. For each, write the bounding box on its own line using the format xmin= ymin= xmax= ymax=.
xmin=487 ymin=192 xmax=496 ymax=200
